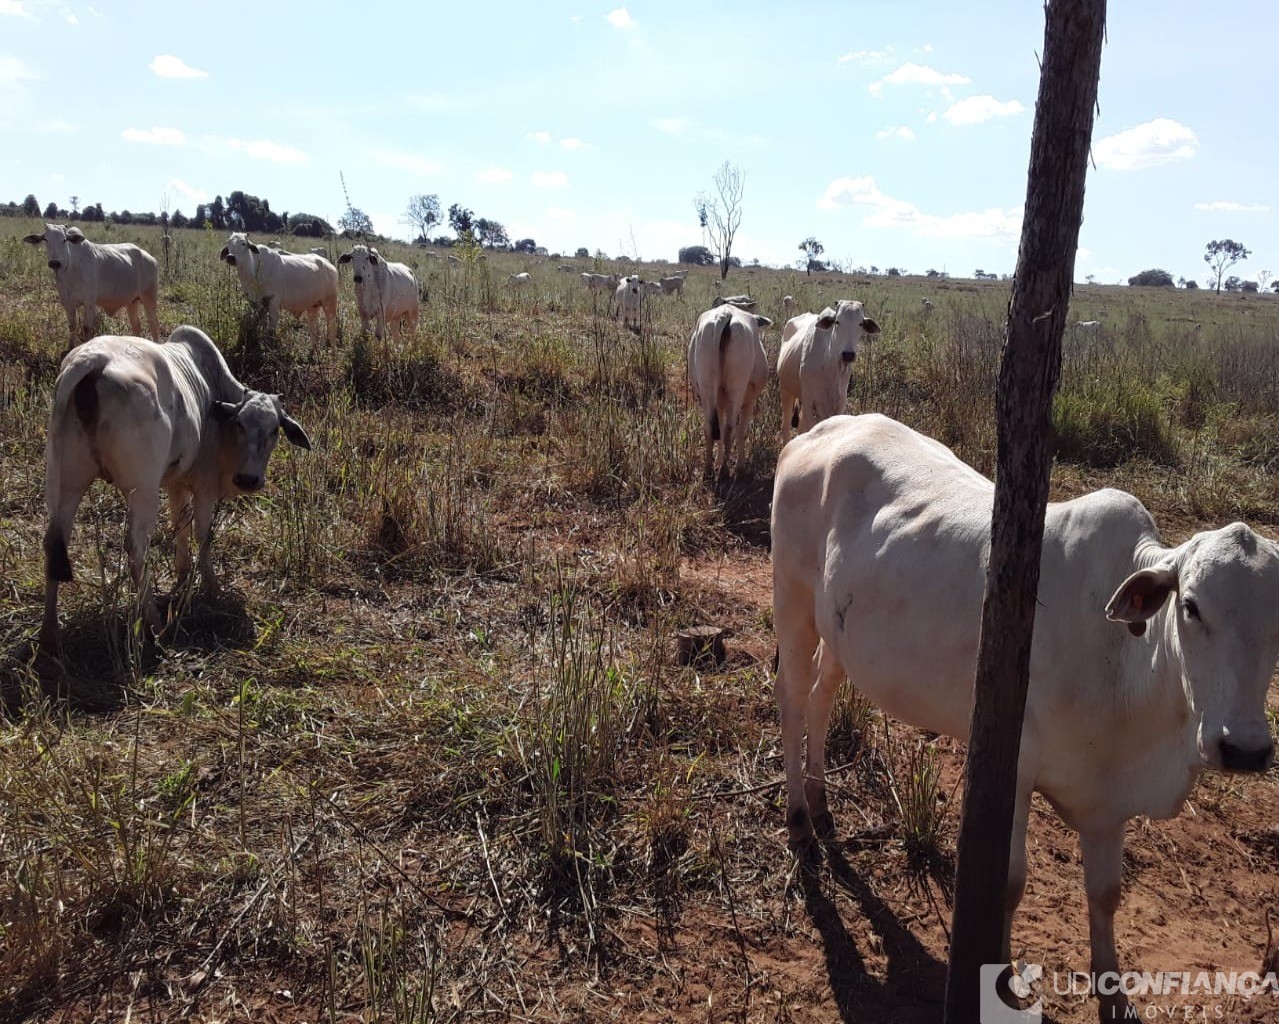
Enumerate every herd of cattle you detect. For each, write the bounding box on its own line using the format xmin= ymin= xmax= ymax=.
xmin=17 ymin=223 xmax=1279 ymax=1019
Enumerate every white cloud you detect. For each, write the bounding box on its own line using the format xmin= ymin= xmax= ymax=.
xmin=149 ymin=54 xmax=208 ymax=79
xmin=529 ymin=130 xmax=551 ymax=144
xmin=226 ymin=137 xmax=307 ymax=163
xmin=870 ymin=62 xmax=970 ymax=97
xmin=0 ymin=54 xmax=36 ymax=86
xmin=838 ymin=49 xmax=889 ymax=64
xmin=168 ymin=178 xmax=208 ymax=205
xmin=40 ymin=117 xmax=75 ymax=134
xmin=478 ymin=167 xmax=513 ymax=183
xmin=62 ymin=8 xmax=77 ymax=24
xmin=1193 ymin=200 xmax=1270 ymax=213
xmin=374 ymin=150 xmax=443 ymax=175
xmin=818 ymin=175 xmax=1022 ymax=242
xmin=560 ymin=136 xmax=589 ymax=150
xmin=0 ymin=1 xmax=32 ymax=17
xmin=1093 ymin=118 xmax=1197 ymax=171
xmin=876 ymin=126 xmax=916 ymax=141
xmin=122 ymin=126 xmax=186 ymax=146
xmin=532 ymin=171 xmax=570 ymax=188
xmin=570 ymin=14 xmax=582 ymax=22
xmin=942 ymin=95 xmax=1024 ymax=125
xmin=606 ymin=7 xmax=633 ymax=29
xmin=652 ymin=117 xmax=689 ymax=135
xmin=547 ymin=207 xmax=576 ymax=221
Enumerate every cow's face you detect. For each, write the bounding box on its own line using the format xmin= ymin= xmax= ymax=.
xmin=213 ymin=391 xmax=312 ymax=494
xmin=219 ymin=232 xmax=259 ymax=272
xmin=23 ymin=223 xmax=85 ymax=271
xmin=1107 ymin=524 xmax=1279 ymax=773
xmin=818 ymin=301 xmax=881 ymax=369
xmin=337 ymin=245 xmax=377 ymax=287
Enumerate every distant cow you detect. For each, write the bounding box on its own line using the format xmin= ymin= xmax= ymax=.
xmin=713 ymin=294 xmax=757 ymax=312
xmin=782 ymin=294 xmax=795 ymax=318
xmin=772 ymin=413 xmax=1279 ymax=1020
xmin=220 ymin=233 xmax=339 ymax=347
xmin=581 ymin=272 xmax=618 ymax=293
xmin=39 ymin=326 xmax=312 ymax=652
xmin=615 ymin=275 xmax=644 ymax=329
xmin=658 ymin=275 xmax=685 ymax=297
xmin=687 ymin=303 xmax=773 ymax=478
xmin=1074 ymin=319 xmax=1102 ymax=332
xmin=778 ymin=300 xmax=881 ymax=442
xmin=508 ymin=272 xmax=532 ymax=286
xmin=23 ymin=223 xmax=161 ymax=346
xmin=336 ymin=245 xmax=420 ymax=343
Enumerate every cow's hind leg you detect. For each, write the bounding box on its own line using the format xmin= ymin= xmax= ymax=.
xmin=124 ymin=487 xmax=163 ymax=634
xmin=774 ymin=571 xmax=822 ymax=853
xmin=41 ymin=472 xmax=95 ymax=653
xmin=802 ymin=640 xmax=846 ymax=839
xmin=126 ymin=299 xmax=144 ymax=338
xmin=1080 ymin=824 xmax=1130 ymax=1021
xmin=143 ymin=294 xmax=161 ymax=341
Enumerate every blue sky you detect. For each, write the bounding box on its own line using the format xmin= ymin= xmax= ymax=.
xmin=1 ymin=1 xmax=1275 ymax=284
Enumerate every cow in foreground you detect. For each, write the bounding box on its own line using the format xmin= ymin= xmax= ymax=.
xmin=23 ymin=224 xmax=161 ymax=346
xmin=220 ymin=233 xmax=339 ymax=347
xmin=336 ymin=245 xmax=419 ymax=344
xmin=772 ymin=414 xmax=1279 ymax=1021
xmin=687 ymin=303 xmax=773 ymax=478
xmin=615 ymin=275 xmax=644 ymax=330
xmin=40 ymin=326 xmax=312 ymax=652
xmin=777 ymin=300 xmax=880 ymax=442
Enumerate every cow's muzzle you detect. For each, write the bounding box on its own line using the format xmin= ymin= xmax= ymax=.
xmin=233 ymin=473 xmax=264 ymax=493
xmin=353 ymin=275 xmax=363 ymax=284
xmin=841 ymin=351 xmax=856 ymax=364
xmin=1219 ymin=738 xmax=1274 ymax=773
xmin=48 ymin=260 xmax=61 ymax=270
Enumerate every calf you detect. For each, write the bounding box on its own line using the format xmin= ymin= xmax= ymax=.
xmin=336 ymin=245 xmax=420 ymax=343
xmin=220 ymin=233 xmax=339 ymax=346
xmin=772 ymin=414 xmax=1279 ymax=1021
xmin=687 ymin=303 xmax=773 ymax=477
xmin=24 ymin=223 xmax=161 ymax=346
xmin=615 ymin=275 xmax=644 ymax=330
xmin=508 ymin=271 xmax=532 ymax=285
xmin=777 ymin=300 xmax=880 ymax=442
xmin=40 ymin=326 xmax=311 ymax=651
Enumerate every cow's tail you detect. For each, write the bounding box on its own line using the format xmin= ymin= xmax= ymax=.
xmin=44 ymin=352 xmax=110 ymax=582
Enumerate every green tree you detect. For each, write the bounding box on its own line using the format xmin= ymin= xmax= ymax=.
xmin=338 ymin=207 xmax=373 ymax=236
xmin=21 ymin=194 xmax=39 ymax=217
xmin=1204 ymin=239 xmax=1250 ymax=294
xmin=798 ymin=236 xmax=824 ymax=275
xmin=475 ymin=218 xmax=509 ymax=249
xmin=404 ymin=193 xmax=441 ymax=243
xmin=448 ymin=203 xmax=474 ymax=240
xmin=678 ymin=245 xmax=715 ymax=266
xmin=1127 ymin=268 xmax=1174 ymax=287
xmin=574 ymin=247 xmax=589 ymax=258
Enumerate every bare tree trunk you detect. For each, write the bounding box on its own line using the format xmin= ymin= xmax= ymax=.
xmin=943 ymin=3 xmax=1106 ymax=1022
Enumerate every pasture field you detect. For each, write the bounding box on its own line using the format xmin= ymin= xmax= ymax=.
xmin=2 ymin=218 xmax=1279 ymax=1023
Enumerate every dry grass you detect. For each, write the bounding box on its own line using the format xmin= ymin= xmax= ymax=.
xmin=2 ymin=218 xmax=1279 ymax=1022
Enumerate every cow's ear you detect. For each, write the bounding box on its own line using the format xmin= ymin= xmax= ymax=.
xmin=219 ymin=246 xmax=230 ymax=261
xmin=861 ymin=317 xmax=881 ymax=335
xmin=337 ymin=252 xmax=352 ymax=264
xmin=23 ymin=233 xmax=44 ymax=245
xmin=711 ymin=296 xmax=726 ymax=307
xmin=755 ymin=315 xmax=773 ymax=329
xmin=368 ymin=251 xmax=380 ymax=264
xmin=246 ymin=241 xmax=260 ymax=253
xmin=817 ymin=312 xmax=838 ymax=330
xmin=280 ymin=414 xmax=312 ymax=450
xmin=212 ymin=401 xmax=240 ymax=421
xmin=66 ymin=227 xmax=85 ymax=243
xmin=1106 ymin=565 xmax=1178 ymax=634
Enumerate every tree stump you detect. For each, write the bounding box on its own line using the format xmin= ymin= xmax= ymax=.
xmin=674 ymin=626 xmax=726 ymax=669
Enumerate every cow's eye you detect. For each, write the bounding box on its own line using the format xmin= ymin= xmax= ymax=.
xmin=1183 ymin=598 xmax=1200 ymax=622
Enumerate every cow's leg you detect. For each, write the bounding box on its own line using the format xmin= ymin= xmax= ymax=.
xmin=40 ymin=473 xmax=95 ymax=653
xmin=773 ymin=572 xmax=821 ymax=851
xmin=192 ymin=493 xmax=219 ymax=594
xmin=63 ymin=302 xmax=80 ymax=347
xmin=304 ymin=306 xmax=321 ymax=349
xmin=324 ymin=298 xmax=338 ymax=347
xmin=169 ymin=486 xmax=194 ymax=583
xmin=718 ymin=403 xmax=737 ymax=479
xmin=81 ymin=303 xmax=100 ymax=341
xmin=1080 ymin=824 xmax=1129 ymax=1021
xmin=124 ymin=487 xmax=163 ymax=634
xmin=802 ymin=640 xmax=845 ymax=838
xmin=1003 ymin=786 xmax=1032 ymax=964
xmin=780 ymin=388 xmax=797 ymax=444
xmin=143 ymin=295 xmax=161 ymax=341
xmin=266 ymin=297 xmax=281 ymax=337
xmin=702 ymin=406 xmax=717 ymax=479
xmin=126 ymin=299 xmax=144 ymax=338
xmin=734 ymin=391 xmax=760 ymax=476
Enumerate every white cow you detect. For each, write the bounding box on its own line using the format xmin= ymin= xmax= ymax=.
xmin=581 ymin=272 xmax=618 ymax=293
xmin=659 ymin=275 xmax=686 ymax=297
xmin=921 ymin=296 xmax=934 ymax=312
xmin=777 ymin=300 xmax=881 ymax=442
xmin=308 ymin=246 xmax=330 ymax=259
xmin=508 ymin=272 xmax=532 ymax=286
xmin=643 ymin=280 xmax=663 ymax=296
xmin=713 ymin=294 xmax=757 ymax=312
xmin=772 ymin=414 xmax=1279 ymax=1021
xmin=40 ymin=326 xmax=312 ymax=652
xmin=615 ymin=275 xmax=644 ymax=330
xmin=23 ymin=223 xmax=161 ymax=346
xmin=687 ymin=303 xmax=773 ymax=478
xmin=1074 ymin=319 xmax=1102 ymax=332
xmin=336 ymin=245 xmax=420 ymax=343
xmin=220 ymin=233 xmax=339 ymax=347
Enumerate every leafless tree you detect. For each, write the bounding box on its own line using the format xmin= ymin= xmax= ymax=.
xmin=694 ymin=162 xmax=745 ymax=281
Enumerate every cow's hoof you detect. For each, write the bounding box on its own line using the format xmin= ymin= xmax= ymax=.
xmin=812 ymin=809 xmax=837 ymax=841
